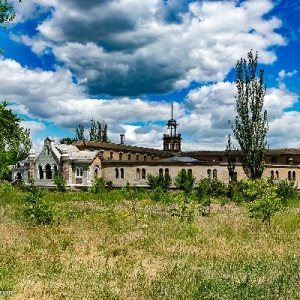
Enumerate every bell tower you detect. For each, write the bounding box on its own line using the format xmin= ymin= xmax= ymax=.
xmin=163 ymin=103 xmax=181 ymax=152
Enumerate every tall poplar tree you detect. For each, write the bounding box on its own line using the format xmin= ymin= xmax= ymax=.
xmin=228 ymin=50 xmax=268 ymax=179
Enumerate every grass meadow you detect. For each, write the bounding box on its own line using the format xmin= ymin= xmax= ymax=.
xmin=1 ymin=184 xmax=300 ymax=299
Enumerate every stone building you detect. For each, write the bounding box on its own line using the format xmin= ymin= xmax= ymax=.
xmin=12 ymin=112 xmax=300 ymax=188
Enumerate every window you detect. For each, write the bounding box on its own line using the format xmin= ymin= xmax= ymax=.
xmin=144 ymin=154 xmax=147 ymax=161
xmin=136 ymin=168 xmax=141 ymax=179
xmin=136 ymin=153 xmax=139 ymax=161
xmin=188 ymin=169 xmax=192 ymax=176
xmin=110 ymin=151 xmax=114 ymax=160
xmin=119 ymin=152 xmax=123 ymax=161
xmin=288 ymin=171 xmax=292 ymax=181
xmin=142 ymin=168 xmax=146 ymax=179
xmin=270 ymin=170 xmax=274 ymax=180
xmin=46 ymin=146 xmax=50 ymax=155
xmin=293 ymin=171 xmax=296 ymax=181
xmin=218 ymin=157 xmax=223 ymax=162
xmin=76 ymin=167 xmax=83 ymax=177
xmin=94 ymin=166 xmax=100 ymax=178
xmin=39 ymin=166 xmax=43 ymax=179
xmin=151 ymin=155 xmax=154 ymax=161
xmin=45 ymin=164 xmax=52 ymax=179
xmin=120 ymin=168 xmax=125 ymax=179
xmin=159 ymin=168 xmax=163 ymax=176
xmin=165 ymin=168 xmax=169 ymax=176
xmin=128 ymin=153 xmax=131 ymax=161
xmin=54 ymin=165 xmax=58 ymax=176
xmin=213 ymin=169 xmax=217 ymax=179
xmin=275 ymin=170 xmax=279 ymax=180
xmin=207 ymin=169 xmax=212 ymax=179
xmin=115 ymin=168 xmax=119 ymax=179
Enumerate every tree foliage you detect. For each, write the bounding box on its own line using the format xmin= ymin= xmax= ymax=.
xmin=0 ymin=0 xmax=15 ymax=28
xmin=0 ymin=101 xmax=31 ymax=179
xmin=229 ymin=50 xmax=268 ymax=179
xmin=174 ymin=169 xmax=195 ymax=194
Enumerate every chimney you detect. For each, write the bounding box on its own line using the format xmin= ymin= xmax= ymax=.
xmin=120 ymin=134 xmax=125 ymax=145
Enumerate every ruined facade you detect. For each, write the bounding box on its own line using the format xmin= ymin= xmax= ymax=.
xmin=12 ymin=114 xmax=300 ymax=188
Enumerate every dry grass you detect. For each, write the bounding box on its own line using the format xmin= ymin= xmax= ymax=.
xmin=1 ymin=188 xmax=300 ymax=299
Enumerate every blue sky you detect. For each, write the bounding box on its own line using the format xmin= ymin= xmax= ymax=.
xmin=0 ymin=0 xmax=299 ymax=151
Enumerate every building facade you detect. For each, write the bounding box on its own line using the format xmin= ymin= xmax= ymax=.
xmin=12 ymin=116 xmax=300 ymax=188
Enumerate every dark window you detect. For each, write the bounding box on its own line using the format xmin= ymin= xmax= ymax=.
xmin=45 ymin=164 xmax=52 ymax=179
xmin=159 ymin=168 xmax=163 ymax=176
xmin=144 ymin=154 xmax=147 ymax=161
xmin=128 ymin=153 xmax=131 ymax=161
xmin=213 ymin=169 xmax=217 ymax=179
xmin=119 ymin=152 xmax=123 ymax=161
xmin=39 ymin=166 xmax=43 ymax=179
xmin=136 ymin=168 xmax=140 ymax=179
xmin=120 ymin=168 xmax=124 ymax=179
xmin=110 ymin=151 xmax=113 ymax=160
xmin=115 ymin=168 xmax=119 ymax=179
xmin=142 ymin=168 xmax=146 ymax=179
xmin=165 ymin=168 xmax=169 ymax=176
xmin=207 ymin=169 xmax=211 ymax=179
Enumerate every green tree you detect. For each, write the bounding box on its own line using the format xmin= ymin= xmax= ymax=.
xmin=75 ymin=124 xmax=85 ymax=141
xmin=229 ymin=50 xmax=268 ymax=179
xmin=174 ymin=169 xmax=195 ymax=194
xmin=59 ymin=137 xmax=77 ymax=145
xmin=101 ymin=123 xmax=109 ymax=142
xmin=89 ymin=119 xmax=96 ymax=141
xmin=0 ymin=0 xmax=15 ymax=28
xmin=0 ymin=101 xmax=31 ymax=179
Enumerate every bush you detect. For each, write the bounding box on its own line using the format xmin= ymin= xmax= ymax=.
xmin=24 ymin=185 xmax=56 ymax=225
xmin=196 ymin=178 xmax=228 ymax=199
xmin=150 ymin=187 xmax=170 ymax=203
xmin=147 ymin=173 xmax=171 ymax=191
xmin=54 ymin=175 xmax=67 ymax=192
xmin=174 ymin=169 xmax=195 ymax=194
xmin=89 ymin=177 xmax=107 ymax=194
xmin=247 ymin=185 xmax=284 ymax=226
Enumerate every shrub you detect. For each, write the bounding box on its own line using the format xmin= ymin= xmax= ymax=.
xmin=24 ymin=186 xmax=56 ymax=225
xmin=247 ymin=186 xmax=284 ymax=226
xmin=150 ymin=187 xmax=170 ymax=203
xmin=174 ymin=169 xmax=195 ymax=194
xmin=89 ymin=177 xmax=107 ymax=193
xmin=196 ymin=178 xmax=227 ymax=199
xmin=147 ymin=173 xmax=171 ymax=191
xmin=53 ymin=175 xmax=67 ymax=192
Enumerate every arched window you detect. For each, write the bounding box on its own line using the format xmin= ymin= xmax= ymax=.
xmin=39 ymin=166 xmax=43 ymax=179
xmin=45 ymin=164 xmax=52 ymax=179
xmin=144 ymin=154 xmax=147 ymax=161
xmin=142 ymin=168 xmax=146 ymax=179
xmin=288 ymin=171 xmax=292 ymax=181
xmin=119 ymin=152 xmax=123 ymax=161
xmin=136 ymin=168 xmax=141 ymax=179
xmin=270 ymin=170 xmax=274 ymax=180
xmin=115 ymin=168 xmax=119 ymax=179
xmin=120 ymin=168 xmax=125 ymax=179
xmin=76 ymin=167 xmax=83 ymax=177
xmin=275 ymin=170 xmax=279 ymax=180
xmin=165 ymin=168 xmax=169 ymax=176
xmin=94 ymin=166 xmax=100 ymax=178
xmin=128 ymin=153 xmax=131 ymax=161
xmin=16 ymin=172 xmax=22 ymax=180
xmin=188 ymin=169 xmax=192 ymax=176
xmin=54 ymin=165 xmax=58 ymax=176
xmin=159 ymin=168 xmax=163 ymax=177
xmin=207 ymin=169 xmax=212 ymax=179
xmin=293 ymin=171 xmax=296 ymax=181
xmin=213 ymin=169 xmax=217 ymax=179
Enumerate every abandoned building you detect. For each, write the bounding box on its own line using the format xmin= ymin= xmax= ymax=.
xmin=12 ymin=106 xmax=300 ymax=188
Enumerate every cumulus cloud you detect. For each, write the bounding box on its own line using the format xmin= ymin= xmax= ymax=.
xmin=2 ymin=0 xmax=300 ymax=151
xmin=14 ymin=0 xmax=285 ymax=96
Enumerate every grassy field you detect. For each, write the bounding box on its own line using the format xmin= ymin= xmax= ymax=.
xmin=1 ymin=184 xmax=300 ymax=299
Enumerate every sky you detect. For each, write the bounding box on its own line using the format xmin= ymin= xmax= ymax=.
xmin=0 ymin=0 xmax=300 ymax=152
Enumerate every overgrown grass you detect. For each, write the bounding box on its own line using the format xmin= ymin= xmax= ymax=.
xmin=0 ymin=183 xmax=300 ymax=299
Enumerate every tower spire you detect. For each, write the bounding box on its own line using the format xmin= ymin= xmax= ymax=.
xmin=162 ymin=102 xmax=182 ymax=152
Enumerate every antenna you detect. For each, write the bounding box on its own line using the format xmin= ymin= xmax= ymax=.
xmin=171 ymin=102 xmax=173 ymax=119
